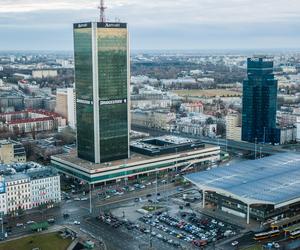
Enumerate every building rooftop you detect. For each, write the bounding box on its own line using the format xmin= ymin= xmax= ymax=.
xmin=27 ymin=167 xmax=58 ymax=180
xmin=130 ymin=135 xmax=204 ymax=156
xmin=52 ymin=143 xmax=218 ymax=173
xmin=185 ymin=153 xmax=300 ymax=208
xmin=5 ymin=173 xmax=29 ymax=182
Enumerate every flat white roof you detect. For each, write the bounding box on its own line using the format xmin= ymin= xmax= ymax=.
xmin=185 ymin=153 xmax=300 ymax=207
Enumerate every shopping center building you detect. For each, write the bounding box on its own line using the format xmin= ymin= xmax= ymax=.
xmin=51 ymin=136 xmax=220 ymax=184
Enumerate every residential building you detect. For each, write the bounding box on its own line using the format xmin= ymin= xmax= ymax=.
xmin=27 ymin=168 xmax=61 ymax=208
xmin=182 ymin=102 xmax=204 ymax=113
xmin=279 ymin=126 xmax=296 ymax=144
xmin=74 ymin=21 xmax=129 ymax=163
xmin=225 ymin=113 xmax=241 ymax=141
xmin=5 ymin=173 xmax=31 ymax=214
xmin=55 ymin=88 xmax=76 ymax=129
xmin=0 ymin=164 xmax=61 ymax=215
xmin=0 ymin=177 xmax=6 ymax=215
xmin=174 ymin=116 xmax=217 ymax=138
xmin=0 ymin=109 xmax=67 ymax=133
xmin=32 ymin=69 xmax=58 ymax=78
xmin=131 ymin=109 xmax=175 ymax=130
xmin=242 ymin=57 xmax=278 ymax=143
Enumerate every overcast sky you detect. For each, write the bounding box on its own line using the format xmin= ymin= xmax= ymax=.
xmin=0 ymin=0 xmax=300 ymax=51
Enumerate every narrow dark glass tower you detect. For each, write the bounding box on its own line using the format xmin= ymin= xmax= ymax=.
xmin=73 ymin=22 xmax=130 ymax=163
xmin=242 ymin=57 xmax=278 ymax=143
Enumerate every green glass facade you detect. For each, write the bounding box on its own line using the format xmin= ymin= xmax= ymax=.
xmin=73 ymin=24 xmax=95 ymax=162
xmin=98 ymin=26 xmax=129 ymax=162
xmin=242 ymin=57 xmax=278 ymax=143
xmin=74 ymin=22 xmax=129 ymax=163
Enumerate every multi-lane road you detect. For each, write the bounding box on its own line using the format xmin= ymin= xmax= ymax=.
xmin=132 ymin=125 xmax=288 ymax=155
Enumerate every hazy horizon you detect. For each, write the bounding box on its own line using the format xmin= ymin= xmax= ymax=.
xmin=0 ymin=0 xmax=300 ymax=51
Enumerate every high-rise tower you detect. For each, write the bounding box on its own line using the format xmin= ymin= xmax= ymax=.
xmin=73 ymin=9 xmax=129 ymax=163
xmin=242 ymin=56 xmax=278 ymax=143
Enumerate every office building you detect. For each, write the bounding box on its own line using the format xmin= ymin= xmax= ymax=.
xmin=225 ymin=113 xmax=241 ymax=141
xmin=0 ymin=140 xmax=26 ymax=164
xmin=242 ymin=57 xmax=278 ymax=143
xmin=74 ymin=21 xmax=129 ymax=163
xmin=55 ymin=88 xmax=76 ymax=129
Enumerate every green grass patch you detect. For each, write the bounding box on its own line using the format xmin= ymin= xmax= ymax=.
xmin=142 ymin=206 xmax=163 ymax=212
xmin=0 ymin=232 xmax=72 ymax=250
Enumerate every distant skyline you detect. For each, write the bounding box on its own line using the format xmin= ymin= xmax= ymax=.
xmin=0 ymin=0 xmax=300 ymax=51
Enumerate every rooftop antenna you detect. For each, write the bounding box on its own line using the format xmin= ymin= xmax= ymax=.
xmin=99 ymin=0 xmax=107 ymax=23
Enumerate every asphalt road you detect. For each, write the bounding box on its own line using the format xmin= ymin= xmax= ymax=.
xmin=2 ymin=183 xmax=189 ymax=250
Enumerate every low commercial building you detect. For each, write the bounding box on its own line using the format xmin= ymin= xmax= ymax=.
xmin=51 ymin=136 xmax=220 ymax=185
xmin=0 ymin=140 xmax=26 ymax=164
xmin=185 ymin=153 xmax=300 ymax=224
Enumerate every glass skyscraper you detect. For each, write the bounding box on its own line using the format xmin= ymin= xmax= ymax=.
xmin=242 ymin=57 xmax=278 ymax=143
xmin=74 ymin=22 xmax=129 ymax=163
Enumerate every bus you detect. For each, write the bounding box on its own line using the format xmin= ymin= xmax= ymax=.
xmin=254 ymin=229 xmax=280 ymax=241
xmin=271 ymin=214 xmax=300 ymax=230
xmin=289 ymin=229 xmax=300 ymax=239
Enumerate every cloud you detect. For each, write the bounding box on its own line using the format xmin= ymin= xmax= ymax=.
xmin=0 ymin=0 xmax=299 ymax=50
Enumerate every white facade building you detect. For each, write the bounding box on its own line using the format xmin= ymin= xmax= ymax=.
xmin=5 ymin=174 xmax=31 ymax=214
xmin=55 ymin=88 xmax=76 ymax=129
xmin=28 ymin=168 xmax=61 ymax=208
xmin=226 ymin=113 xmax=241 ymax=141
xmin=0 ymin=177 xmax=6 ymax=215
xmin=297 ymin=117 xmax=300 ymax=142
xmin=1 ymin=167 xmax=61 ymax=215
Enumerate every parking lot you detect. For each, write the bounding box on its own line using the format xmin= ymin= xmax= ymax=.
xmin=91 ymin=187 xmax=241 ymax=249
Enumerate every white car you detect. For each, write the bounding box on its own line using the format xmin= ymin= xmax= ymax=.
xmin=80 ymin=197 xmax=88 ymax=201
xmin=231 ymin=241 xmax=239 ymax=246
xmin=74 ymin=198 xmax=80 ymax=201
xmin=26 ymin=220 xmax=35 ymax=224
xmin=73 ymin=221 xmax=81 ymax=225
